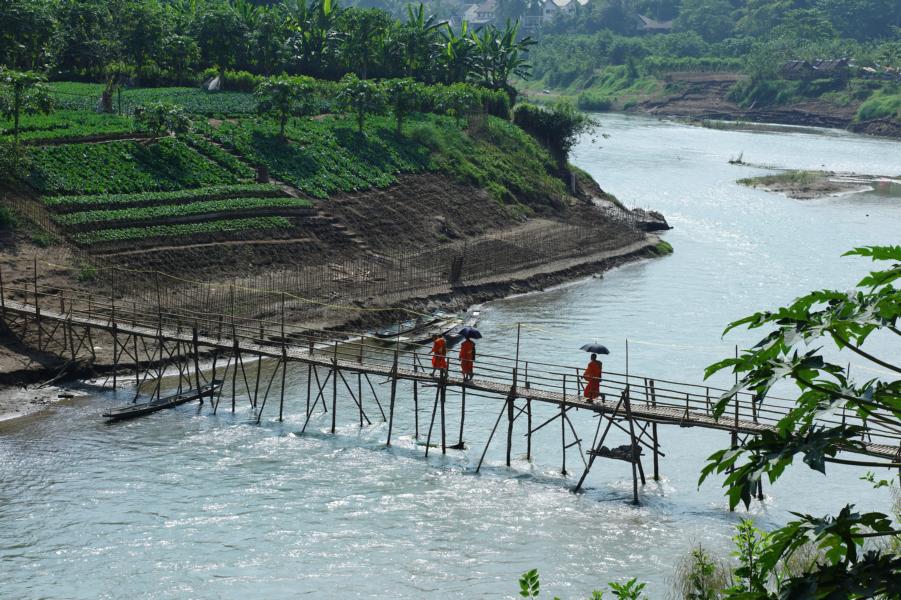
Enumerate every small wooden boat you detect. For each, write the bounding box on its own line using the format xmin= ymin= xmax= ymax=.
xmin=103 ymin=380 xmax=223 ymax=421
xmin=373 ymin=314 xmax=439 ymax=339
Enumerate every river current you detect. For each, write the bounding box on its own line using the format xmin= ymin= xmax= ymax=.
xmin=1 ymin=115 xmax=899 ymax=599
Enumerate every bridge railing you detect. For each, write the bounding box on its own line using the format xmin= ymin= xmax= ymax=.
xmin=3 ymin=280 xmax=899 ymax=455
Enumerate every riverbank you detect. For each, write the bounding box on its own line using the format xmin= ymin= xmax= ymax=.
xmin=521 ymin=72 xmax=901 ymax=140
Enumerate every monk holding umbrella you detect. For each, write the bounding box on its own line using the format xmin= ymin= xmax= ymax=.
xmin=580 ymin=343 xmax=609 ymax=402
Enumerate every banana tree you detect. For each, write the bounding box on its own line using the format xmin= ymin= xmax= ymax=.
xmin=470 ymin=20 xmax=535 ymax=93
xmin=438 ymin=22 xmax=476 ymax=84
xmin=0 ymin=69 xmax=53 ymax=169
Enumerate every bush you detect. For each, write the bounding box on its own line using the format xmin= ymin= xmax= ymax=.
xmin=513 ymin=102 xmax=595 ymax=168
xmin=578 ymin=91 xmax=613 ymax=111
xmin=0 ymin=205 xmax=15 ymax=229
xmin=856 ymin=92 xmax=901 ymax=121
xmin=198 ymin=68 xmax=264 ymax=92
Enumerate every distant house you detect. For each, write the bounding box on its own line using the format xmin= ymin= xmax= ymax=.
xmin=782 ymin=60 xmax=815 ymax=79
xmin=472 ymin=0 xmax=497 ymax=24
xmin=782 ymin=58 xmax=850 ymax=80
xmin=812 ymin=58 xmax=850 ymax=78
xmin=636 ymin=14 xmax=673 ymax=33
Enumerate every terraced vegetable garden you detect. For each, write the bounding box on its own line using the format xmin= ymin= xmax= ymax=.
xmin=27 ymin=138 xmax=248 ymax=195
xmin=2 ymin=110 xmax=136 ymax=142
xmin=43 ymin=184 xmax=285 ymax=211
xmin=203 ymin=115 xmax=434 ymax=198
xmin=48 ymin=83 xmax=257 ymax=116
xmin=72 ymin=217 xmax=293 ymax=244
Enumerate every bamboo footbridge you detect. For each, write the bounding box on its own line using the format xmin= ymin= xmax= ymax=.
xmin=2 ymin=276 xmax=899 ymax=504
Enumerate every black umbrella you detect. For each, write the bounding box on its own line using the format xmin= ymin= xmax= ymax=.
xmin=459 ymin=326 xmax=482 ymax=339
xmin=580 ymin=343 xmax=610 ymax=354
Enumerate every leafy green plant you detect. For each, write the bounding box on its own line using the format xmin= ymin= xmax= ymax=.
xmin=53 ymin=197 xmax=311 ymax=226
xmin=255 ymin=75 xmax=315 ymax=138
xmin=513 ymin=102 xmax=596 ymax=169
xmin=669 ymin=545 xmax=730 ymax=600
xmin=28 ymin=138 xmax=237 ymax=195
xmin=519 ymin=568 xmax=540 ymax=598
xmin=337 ymin=74 xmax=386 ymax=133
xmin=43 ymin=184 xmax=283 ymax=210
xmin=0 ymin=69 xmax=53 ymax=167
xmin=133 ymin=102 xmax=191 ymax=138
xmin=700 ymin=245 xmax=901 ymax=598
xmin=72 ymin=216 xmax=292 ymax=244
xmin=608 ymin=578 xmax=647 ymax=599
xmin=383 ymin=78 xmax=424 ymax=135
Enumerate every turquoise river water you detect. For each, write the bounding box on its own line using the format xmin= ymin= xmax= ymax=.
xmin=1 ymin=115 xmax=900 ymax=598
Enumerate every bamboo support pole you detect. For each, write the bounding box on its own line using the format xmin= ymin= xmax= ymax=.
xmin=386 ymin=351 xmax=398 ymax=446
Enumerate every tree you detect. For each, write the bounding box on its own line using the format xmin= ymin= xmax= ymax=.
xmin=383 ymin=78 xmax=423 ymax=134
xmin=101 ymin=61 xmax=135 ymax=114
xmin=397 ymin=3 xmax=442 ymax=81
xmin=255 ymin=75 xmax=315 ymax=139
xmin=700 ymin=245 xmax=901 ymax=598
xmin=0 ymin=0 xmax=56 ymax=70
xmin=0 ymin=69 xmax=53 ymax=168
xmin=675 ymin=0 xmax=738 ymax=43
xmin=193 ymin=6 xmax=248 ymax=77
xmin=435 ymin=82 xmax=477 ymax=126
xmin=134 ymin=102 xmax=191 ymax=138
xmin=337 ymin=73 xmax=385 ymax=132
xmin=512 ymin=102 xmax=595 ymax=169
xmin=470 ymin=20 xmax=536 ymax=100
xmin=339 ymin=7 xmax=393 ymax=79
xmin=286 ymin=0 xmax=343 ymax=78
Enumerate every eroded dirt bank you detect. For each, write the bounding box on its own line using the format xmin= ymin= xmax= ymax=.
xmin=0 ymin=171 xmax=669 ymax=419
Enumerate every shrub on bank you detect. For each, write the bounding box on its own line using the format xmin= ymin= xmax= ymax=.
xmin=577 ymin=91 xmax=613 ymax=111
xmin=855 ymin=91 xmax=901 ymax=121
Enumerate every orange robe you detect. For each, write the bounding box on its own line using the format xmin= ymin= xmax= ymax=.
xmin=582 ymin=360 xmax=602 ymax=399
xmin=459 ymin=339 xmax=475 ymax=375
xmin=431 ymin=338 xmax=448 ymax=370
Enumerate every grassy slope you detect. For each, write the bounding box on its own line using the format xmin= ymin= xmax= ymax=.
xmin=3 ymin=84 xmax=573 ymax=246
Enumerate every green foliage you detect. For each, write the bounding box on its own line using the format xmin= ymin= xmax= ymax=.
xmin=28 ymin=138 xmax=239 ymax=195
xmin=855 ymin=92 xmax=901 ymax=121
xmin=0 ymin=205 xmax=15 ymax=230
xmin=77 ymin=262 xmax=97 ymax=282
xmin=72 ymin=216 xmax=292 ymax=245
xmin=43 ymin=184 xmax=284 ymax=210
xmin=383 ymin=78 xmax=424 ymax=135
xmin=0 ymin=69 xmax=53 ymax=167
xmin=737 ymin=170 xmax=821 ymax=187
xmin=670 ymin=545 xmax=731 ymax=600
xmin=337 ymin=74 xmax=386 ymax=133
xmin=578 ymin=91 xmax=613 ymax=111
xmin=516 ymin=569 xmax=647 ymax=599
xmin=53 ymin=197 xmax=311 ymax=227
xmin=700 ymin=246 xmax=901 ymax=597
xmin=133 ymin=102 xmax=191 ymax=138
xmin=206 ymin=113 xmax=429 ymax=198
xmin=513 ymin=102 xmax=596 ymax=168
xmin=255 ymin=75 xmax=315 ymax=138
xmin=182 ymin=133 xmax=255 ymax=180
xmin=519 ymin=568 xmax=540 ymax=598
xmin=1 ymin=110 xmax=135 ymax=142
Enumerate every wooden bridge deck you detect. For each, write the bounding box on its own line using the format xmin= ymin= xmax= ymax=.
xmin=3 ymin=297 xmax=898 ymax=461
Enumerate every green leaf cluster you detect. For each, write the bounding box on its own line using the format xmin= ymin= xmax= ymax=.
xmin=72 ymin=216 xmax=292 ymax=244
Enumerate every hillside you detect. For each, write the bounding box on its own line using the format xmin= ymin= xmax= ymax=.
xmin=1 ymin=82 xmax=661 ymax=328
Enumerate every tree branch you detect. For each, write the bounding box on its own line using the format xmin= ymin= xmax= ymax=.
xmin=830 ymin=329 xmax=901 ymax=375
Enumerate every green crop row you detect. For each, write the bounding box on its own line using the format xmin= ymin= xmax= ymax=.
xmin=43 ymin=183 xmax=285 ymax=209
xmin=48 ymin=83 xmax=257 ymax=116
xmin=54 ymin=197 xmax=312 ymax=226
xmin=205 ymin=115 xmax=432 ymax=198
xmin=1 ymin=110 xmax=135 ymax=142
xmin=72 ymin=216 xmax=293 ymax=244
xmin=183 ymin=133 xmax=256 ymax=180
xmin=27 ymin=138 xmax=240 ymax=195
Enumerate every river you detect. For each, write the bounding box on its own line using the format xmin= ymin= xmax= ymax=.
xmin=1 ymin=115 xmax=899 ymax=599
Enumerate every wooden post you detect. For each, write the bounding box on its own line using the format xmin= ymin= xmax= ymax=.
xmin=386 ymin=351 xmax=398 ymax=446
xmin=0 ymin=263 xmax=5 ymax=315
xmin=232 ymin=338 xmax=239 ymax=413
xmin=279 ymin=345 xmax=287 ymax=422
xmin=112 ymin=322 xmax=118 ymax=390
xmin=331 ymin=343 xmax=338 ymax=434
xmin=506 ymin=394 xmax=514 ymax=467
xmin=440 ymin=369 xmax=447 ymax=455
xmin=358 ymin=372 xmax=363 ymax=428
xmin=561 ymin=375 xmax=567 ymax=475
xmin=624 ymin=387 xmax=640 ymax=505
xmin=650 ymin=379 xmax=659 ymax=481
xmin=33 ymin=258 xmax=41 ymax=351
xmin=452 ymin=385 xmax=466 ymax=450
xmin=306 ymin=340 xmax=314 ymax=417
xmin=192 ymin=327 xmax=202 ymax=403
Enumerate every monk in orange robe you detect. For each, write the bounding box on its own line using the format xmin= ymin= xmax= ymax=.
xmin=430 ymin=334 xmax=447 ymax=375
xmin=459 ymin=336 xmax=476 ymax=380
xmin=582 ymin=353 xmax=603 ymax=401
